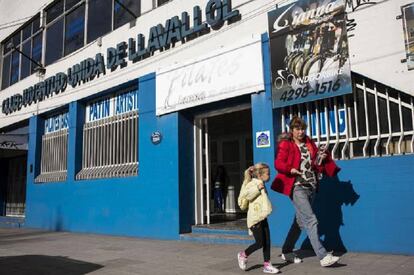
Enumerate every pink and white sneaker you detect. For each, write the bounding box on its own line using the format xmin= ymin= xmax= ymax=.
xmin=237 ymin=251 xmax=247 ymax=270
xmin=263 ymin=262 xmax=280 ymax=274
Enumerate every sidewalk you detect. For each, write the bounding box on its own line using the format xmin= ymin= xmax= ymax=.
xmin=0 ymin=228 xmax=413 ymax=275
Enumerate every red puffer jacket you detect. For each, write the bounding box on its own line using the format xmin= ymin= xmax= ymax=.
xmin=271 ymin=133 xmax=340 ymax=197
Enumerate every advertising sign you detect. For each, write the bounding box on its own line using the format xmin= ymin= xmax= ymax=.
xmin=44 ymin=112 xmax=69 ymax=134
xmin=156 ymin=39 xmax=264 ymax=116
xmin=402 ymin=3 xmax=414 ymax=70
xmin=85 ymin=89 xmax=138 ymax=122
xmin=268 ymin=0 xmax=352 ymax=108
xmin=284 ymin=108 xmax=347 ymax=138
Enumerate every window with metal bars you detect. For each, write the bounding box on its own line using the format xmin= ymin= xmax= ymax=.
xmin=76 ymin=89 xmax=139 ymax=180
xmin=280 ymin=74 xmax=414 ymax=159
xmin=35 ymin=112 xmax=69 ymax=183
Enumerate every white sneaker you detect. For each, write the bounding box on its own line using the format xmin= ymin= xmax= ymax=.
xmin=281 ymin=253 xmax=302 ymax=264
xmin=263 ymin=262 xmax=280 ymax=274
xmin=237 ymin=251 xmax=247 ymax=270
xmin=320 ymin=253 xmax=340 ymax=267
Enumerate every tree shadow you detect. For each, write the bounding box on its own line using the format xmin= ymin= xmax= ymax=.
xmin=300 ymin=175 xmax=360 ymax=254
xmin=0 ymin=255 xmax=103 ymax=275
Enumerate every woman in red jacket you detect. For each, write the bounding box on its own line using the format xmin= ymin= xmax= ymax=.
xmin=271 ymin=116 xmax=341 ymax=267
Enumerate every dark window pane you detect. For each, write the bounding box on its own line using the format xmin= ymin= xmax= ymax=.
xmin=22 ymin=23 xmax=32 ymax=41
xmin=45 ymin=19 xmax=63 ymax=65
xmin=66 ymin=0 xmax=81 ymax=10
xmin=3 ymin=39 xmax=11 ymax=54
xmin=157 ymin=0 xmax=169 ymax=6
xmin=356 ymin=91 xmax=367 ymax=136
xmin=33 ymin=15 xmax=41 ymax=33
xmin=378 ymin=97 xmax=389 ymax=134
xmin=65 ymin=4 xmax=85 ymax=55
xmin=87 ymin=0 xmax=112 ymax=43
xmin=46 ymin=0 xmax=64 ymax=24
xmin=114 ymin=0 xmax=141 ymax=29
xmin=10 ymin=50 xmax=20 ymax=85
xmin=367 ymin=93 xmax=377 ymax=135
xmin=389 ymin=101 xmax=401 ymax=133
xmin=402 ymin=105 xmax=413 ymax=132
xmin=1 ymin=54 xmax=10 ymax=89
xmin=21 ymin=41 xmax=31 ymax=79
xmin=347 ymin=94 xmax=357 ymax=138
xmin=12 ymin=32 xmax=21 ymax=47
xmin=32 ymin=33 xmax=43 ymax=73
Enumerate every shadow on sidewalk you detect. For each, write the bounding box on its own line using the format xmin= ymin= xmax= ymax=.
xmin=0 ymin=255 xmax=103 ymax=275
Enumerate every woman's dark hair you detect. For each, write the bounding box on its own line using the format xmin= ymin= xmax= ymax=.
xmin=289 ymin=116 xmax=307 ymax=131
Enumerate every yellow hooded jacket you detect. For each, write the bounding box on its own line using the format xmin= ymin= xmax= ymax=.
xmin=238 ymin=178 xmax=273 ymax=231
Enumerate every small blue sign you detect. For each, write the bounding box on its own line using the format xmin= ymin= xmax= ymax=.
xmin=151 ymin=131 xmax=162 ymax=145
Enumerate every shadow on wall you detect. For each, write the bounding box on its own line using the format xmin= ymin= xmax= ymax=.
xmin=0 ymin=255 xmax=103 ymax=275
xmin=301 ymin=175 xmax=360 ymax=253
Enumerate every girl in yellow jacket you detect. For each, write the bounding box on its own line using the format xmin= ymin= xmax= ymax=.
xmin=237 ymin=163 xmax=279 ymax=274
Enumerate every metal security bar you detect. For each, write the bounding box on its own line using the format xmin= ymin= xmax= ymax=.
xmin=281 ymin=74 xmax=414 ymax=160
xmin=35 ymin=129 xmax=68 ymax=182
xmin=76 ymin=110 xmax=138 ymax=180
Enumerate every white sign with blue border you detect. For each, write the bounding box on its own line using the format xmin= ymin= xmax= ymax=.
xmin=256 ymin=131 xmax=271 ymax=148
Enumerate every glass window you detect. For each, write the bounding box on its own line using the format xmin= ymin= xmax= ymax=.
xmin=46 ymin=19 xmax=63 ymax=65
xmin=64 ymin=4 xmax=85 ymax=55
xmin=402 ymin=105 xmax=413 ymax=132
xmin=1 ymin=13 xmax=43 ymax=90
xmin=65 ymin=0 xmax=81 ymax=10
xmin=46 ymin=0 xmax=64 ymax=24
xmin=1 ymin=55 xmax=10 ymax=89
xmin=3 ymin=39 xmax=11 ymax=55
xmin=10 ymin=51 xmax=20 ymax=85
xmin=77 ymin=89 xmax=139 ymax=180
xmin=12 ymin=32 xmax=21 ymax=48
xmin=21 ymin=41 xmax=31 ymax=79
xmin=367 ymin=93 xmax=377 ymax=135
xmin=87 ymin=0 xmax=112 ymax=43
xmin=22 ymin=23 xmax=32 ymax=41
xmin=390 ymin=101 xmax=401 ymax=133
xmin=378 ymin=97 xmax=389 ymax=134
xmin=114 ymin=0 xmax=140 ymax=30
xmin=32 ymin=16 xmax=41 ymax=34
xmin=32 ymin=33 xmax=43 ymax=73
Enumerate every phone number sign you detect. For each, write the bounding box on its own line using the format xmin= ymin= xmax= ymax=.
xmin=267 ymin=0 xmax=352 ymax=108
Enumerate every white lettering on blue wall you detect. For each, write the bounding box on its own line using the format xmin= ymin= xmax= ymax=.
xmin=115 ymin=90 xmax=138 ymax=114
xmin=285 ymin=108 xmax=346 ymax=137
xmin=44 ymin=113 xmax=69 ymax=134
xmin=88 ymin=98 xmax=111 ymax=122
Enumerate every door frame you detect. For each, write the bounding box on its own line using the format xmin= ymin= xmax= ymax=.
xmin=193 ymin=104 xmax=250 ymax=225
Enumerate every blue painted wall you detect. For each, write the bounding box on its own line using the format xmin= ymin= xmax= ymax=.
xmin=266 ymin=156 xmax=414 ymax=256
xmin=20 ymin=35 xmax=414 ymax=256
xmin=258 ymin=34 xmax=414 ymax=255
xmin=25 ymin=73 xmax=181 ymax=240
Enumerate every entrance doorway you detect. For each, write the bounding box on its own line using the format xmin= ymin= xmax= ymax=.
xmin=0 ymin=151 xmax=27 ymax=217
xmin=194 ymin=107 xmax=253 ymax=228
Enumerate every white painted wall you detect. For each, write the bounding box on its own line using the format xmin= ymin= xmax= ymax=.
xmin=0 ymin=0 xmax=413 ymax=129
xmin=347 ymin=0 xmax=414 ymax=95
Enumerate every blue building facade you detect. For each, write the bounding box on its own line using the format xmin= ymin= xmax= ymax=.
xmin=1 ymin=0 xmax=413 ymax=257
xmin=17 ymin=36 xmax=414 ymax=255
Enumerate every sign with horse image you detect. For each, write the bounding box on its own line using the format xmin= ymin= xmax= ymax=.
xmin=268 ymin=0 xmax=352 ymax=108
